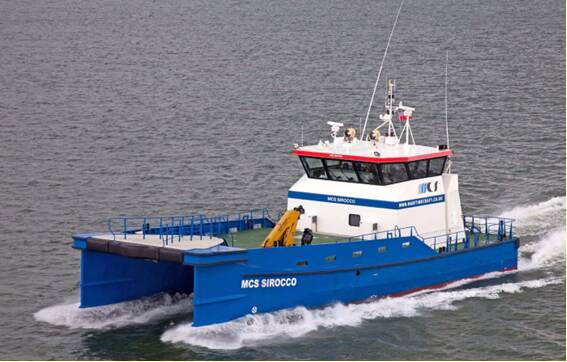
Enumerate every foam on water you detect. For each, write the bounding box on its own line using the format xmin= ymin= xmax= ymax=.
xmin=500 ymin=196 xmax=566 ymax=270
xmin=500 ymin=196 xmax=565 ymax=237
xmin=160 ymin=276 xmax=562 ymax=350
xmin=34 ymin=292 xmax=192 ymax=330
xmin=519 ymin=228 xmax=566 ymax=270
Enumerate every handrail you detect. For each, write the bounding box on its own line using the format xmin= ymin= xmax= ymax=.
xmin=422 ymin=230 xmax=468 ymax=252
xmin=332 ymin=215 xmax=514 ymax=252
xmin=106 ymin=208 xmax=273 ymax=244
xmin=339 ymin=225 xmax=423 ymax=244
xmin=463 ymin=214 xmax=514 ymax=241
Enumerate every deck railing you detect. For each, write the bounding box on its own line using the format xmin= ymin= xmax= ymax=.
xmin=420 ymin=215 xmax=515 ymax=253
xmin=106 ymin=209 xmax=515 ymax=252
xmin=341 ymin=225 xmax=423 ymax=243
xmin=463 ymin=215 xmax=514 ymax=242
xmin=422 ymin=230 xmax=468 ymax=253
xmin=107 ymin=208 xmax=274 ymax=245
xmin=333 ymin=215 xmax=515 ymax=254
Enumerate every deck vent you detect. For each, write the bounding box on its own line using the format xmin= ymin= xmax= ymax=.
xmin=325 ymin=255 xmax=336 ymax=262
xmin=296 ymin=260 xmax=309 ymax=267
xmin=438 ymin=144 xmax=448 ymax=150
xmin=377 ymin=246 xmax=387 ymax=253
xmin=372 ymin=223 xmax=378 ymax=231
xmin=402 ymin=241 xmax=411 ymax=248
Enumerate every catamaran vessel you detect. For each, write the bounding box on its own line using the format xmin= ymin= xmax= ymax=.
xmin=72 ymin=78 xmax=519 ymax=326
xmin=71 ymin=4 xmax=519 ymax=327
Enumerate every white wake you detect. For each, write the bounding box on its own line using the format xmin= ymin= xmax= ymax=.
xmin=161 ymin=276 xmax=562 ymax=350
xmin=500 ymin=196 xmax=565 ymax=237
xmin=503 ymin=196 xmax=566 ymax=270
xmin=34 ymin=292 xmax=192 ymax=330
xmin=519 ymin=228 xmax=566 ymax=270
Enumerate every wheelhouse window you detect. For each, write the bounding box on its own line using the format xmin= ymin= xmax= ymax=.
xmin=300 ymin=156 xmax=447 ymax=184
xmin=381 ymin=162 xmax=409 ymax=185
xmin=428 ymin=157 xmax=446 ymax=176
xmin=324 ymin=159 xmax=359 ymax=183
xmin=354 ymin=162 xmax=382 ymax=185
xmin=301 ymin=157 xmax=328 ymax=179
xmin=407 ymin=159 xmax=428 ymax=179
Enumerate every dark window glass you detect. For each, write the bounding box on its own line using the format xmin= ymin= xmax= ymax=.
xmin=428 ymin=157 xmax=446 ymax=176
xmin=324 ymin=159 xmax=359 ymax=183
xmin=407 ymin=160 xmax=428 ymax=179
xmin=381 ymin=163 xmax=409 ymax=184
xmin=354 ymin=162 xmax=382 ymax=184
xmin=349 ymin=214 xmax=361 ymax=227
xmin=301 ymin=157 xmax=328 ymax=179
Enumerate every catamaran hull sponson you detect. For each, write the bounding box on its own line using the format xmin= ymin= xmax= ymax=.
xmin=76 ymin=245 xmax=194 ymax=308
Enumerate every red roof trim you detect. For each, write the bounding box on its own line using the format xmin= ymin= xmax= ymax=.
xmin=292 ymin=149 xmax=453 ymax=163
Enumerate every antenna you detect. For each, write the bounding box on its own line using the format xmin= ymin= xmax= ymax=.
xmin=361 ymin=0 xmax=405 ymax=139
xmin=444 ymin=50 xmax=450 ymax=149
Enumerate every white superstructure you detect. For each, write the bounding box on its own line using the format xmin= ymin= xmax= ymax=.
xmin=286 ymin=80 xmax=464 ymax=245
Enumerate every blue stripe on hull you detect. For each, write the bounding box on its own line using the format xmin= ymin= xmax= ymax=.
xmin=190 ymin=237 xmax=518 ymax=326
xmin=287 ymin=191 xmax=445 ymax=209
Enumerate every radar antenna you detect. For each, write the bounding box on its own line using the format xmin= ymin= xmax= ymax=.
xmin=397 ymin=101 xmax=416 ymax=145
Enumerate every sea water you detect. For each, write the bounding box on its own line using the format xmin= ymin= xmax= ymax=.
xmin=1 ymin=0 xmax=564 ymax=359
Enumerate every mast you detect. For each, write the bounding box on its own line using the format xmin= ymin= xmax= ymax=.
xmin=360 ymin=0 xmax=405 ymax=139
xmin=444 ymin=50 xmax=450 ymax=149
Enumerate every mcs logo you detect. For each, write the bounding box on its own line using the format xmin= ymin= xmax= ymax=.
xmin=418 ymin=181 xmax=438 ymax=194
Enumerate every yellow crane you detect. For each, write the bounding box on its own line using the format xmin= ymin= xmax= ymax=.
xmin=261 ymin=206 xmax=305 ymax=248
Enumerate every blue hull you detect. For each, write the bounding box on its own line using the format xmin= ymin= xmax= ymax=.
xmin=73 ymin=228 xmax=518 ymax=327
xmin=187 ymin=235 xmax=518 ymax=326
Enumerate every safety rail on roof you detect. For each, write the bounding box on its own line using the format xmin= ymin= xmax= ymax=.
xmin=107 ymin=208 xmax=274 ymax=245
